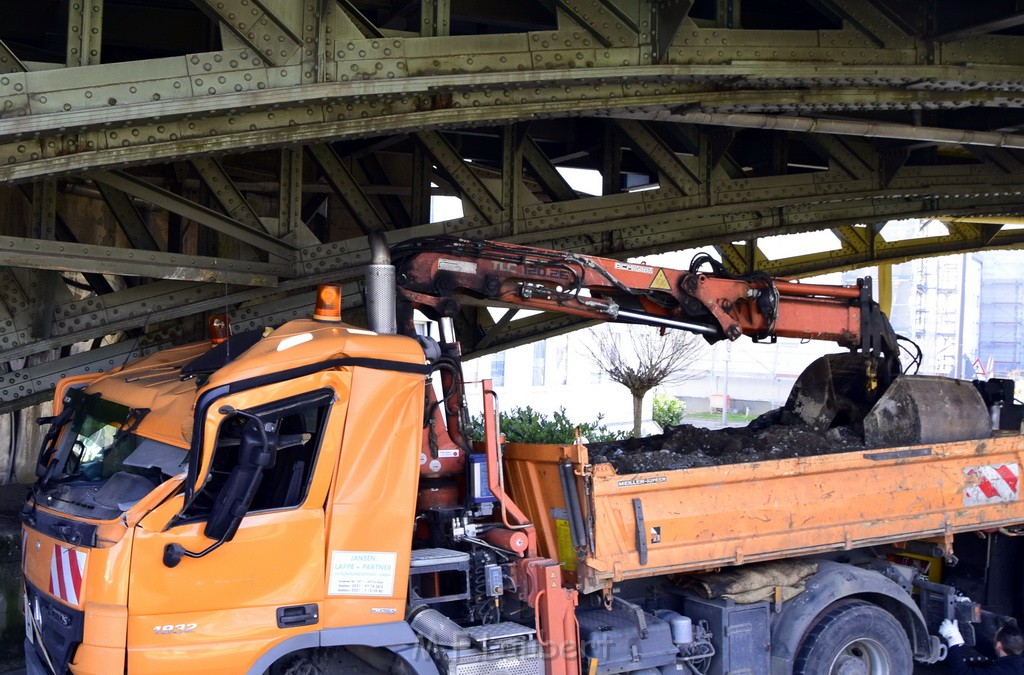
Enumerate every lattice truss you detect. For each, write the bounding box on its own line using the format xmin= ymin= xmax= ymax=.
xmin=1 ymin=0 xmax=1024 ymax=411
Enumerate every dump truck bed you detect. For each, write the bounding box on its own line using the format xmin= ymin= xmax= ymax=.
xmin=503 ymin=435 xmax=1024 ymax=594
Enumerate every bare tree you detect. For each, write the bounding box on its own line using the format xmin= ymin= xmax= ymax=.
xmin=585 ymin=325 xmax=708 ymax=437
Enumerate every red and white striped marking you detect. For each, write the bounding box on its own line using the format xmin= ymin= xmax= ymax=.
xmin=964 ymin=463 xmax=1020 ymax=506
xmin=48 ymin=544 xmax=85 ymax=607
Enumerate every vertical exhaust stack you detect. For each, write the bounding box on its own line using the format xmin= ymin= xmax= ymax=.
xmin=366 ymin=233 xmax=397 ymax=335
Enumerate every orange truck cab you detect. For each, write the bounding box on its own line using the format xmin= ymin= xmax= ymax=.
xmin=23 ymin=315 xmax=437 ymax=674
xmin=20 ymin=238 xmax=1024 ymax=675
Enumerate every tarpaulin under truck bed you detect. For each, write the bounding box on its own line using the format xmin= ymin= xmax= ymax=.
xmin=502 ymin=436 xmax=1024 ymax=595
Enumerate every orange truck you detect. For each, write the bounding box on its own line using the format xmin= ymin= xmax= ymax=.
xmin=20 ymin=235 xmax=1024 ymax=675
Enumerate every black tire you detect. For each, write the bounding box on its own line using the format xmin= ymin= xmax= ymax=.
xmin=794 ymin=600 xmax=913 ymax=675
xmin=278 ymin=647 xmax=387 ymax=675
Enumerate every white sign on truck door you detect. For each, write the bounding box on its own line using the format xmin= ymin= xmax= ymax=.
xmin=328 ymin=551 xmax=398 ymax=596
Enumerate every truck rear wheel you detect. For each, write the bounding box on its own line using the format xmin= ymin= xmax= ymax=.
xmin=793 ymin=600 xmax=912 ymax=675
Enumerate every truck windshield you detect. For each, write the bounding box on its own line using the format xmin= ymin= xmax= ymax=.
xmin=36 ymin=389 xmax=187 ymax=520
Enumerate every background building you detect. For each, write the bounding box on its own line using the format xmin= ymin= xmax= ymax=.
xmin=979 ymin=251 xmax=1024 ymax=381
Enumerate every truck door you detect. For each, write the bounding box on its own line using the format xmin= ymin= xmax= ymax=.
xmin=128 ymin=385 xmax=341 ymax=674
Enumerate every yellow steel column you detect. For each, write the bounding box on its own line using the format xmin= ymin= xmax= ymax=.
xmin=878 ymin=263 xmax=893 ymax=316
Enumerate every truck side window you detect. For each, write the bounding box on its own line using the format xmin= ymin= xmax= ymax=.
xmin=185 ymin=389 xmax=333 ymax=518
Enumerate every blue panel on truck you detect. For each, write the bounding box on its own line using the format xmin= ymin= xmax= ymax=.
xmin=683 ymin=596 xmax=771 ymax=674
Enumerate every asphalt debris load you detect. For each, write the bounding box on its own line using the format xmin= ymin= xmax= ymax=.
xmin=587 ymin=408 xmax=868 ymax=474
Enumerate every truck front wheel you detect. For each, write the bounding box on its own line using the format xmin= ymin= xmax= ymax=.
xmin=277 ymin=647 xmax=388 ymax=675
xmin=793 ymin=600 xmax=913 ymax=675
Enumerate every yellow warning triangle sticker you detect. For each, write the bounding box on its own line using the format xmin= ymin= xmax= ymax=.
xmin=650 ymin=269 xmax=671 ymax=290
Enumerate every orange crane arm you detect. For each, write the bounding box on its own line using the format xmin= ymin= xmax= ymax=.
xmin=391 ymin=237 xmax=894 ymax=356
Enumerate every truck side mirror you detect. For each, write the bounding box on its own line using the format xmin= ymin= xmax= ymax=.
xmin=204 ymin=418 xmax=277 ymax=542
xmin=164 ymin=409 xmax=281 ymax=567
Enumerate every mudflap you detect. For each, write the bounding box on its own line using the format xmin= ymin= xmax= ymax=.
xmin=863 ymin=375 xmax=992 ymax=447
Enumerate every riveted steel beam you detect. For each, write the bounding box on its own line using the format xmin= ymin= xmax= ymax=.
xmin=0 ymin=232 xmax=397 ymax=363
xmin=652 ymin=1 xmax=693 ymax=63
xmin=502 ymin=124 xmax=526 ymax=233
xmin=955 ymin=222 xmax=1005 ymax=246
xmin=421 ymin=0 xmax=451 ymax=37
xmin=90 ymin=170 xmax=294 ymax=258
xmin=297 ymin=154 xmax=1024 ymax=279
xmin=455 ymin=298 xmax=599 ymax=356
xmin=556 ymin=0 xmax=641 ymax=50
xmin=0 ymin=330 xmax=176 ymax=415
xmin=949 ymin=216 xmax=1024 ymax=227
xmin=615 ymin=119 xmax=700 ymax=196
xmin=189 ymin=157 xmax=267 ymax=232
xmin=67 ymin=0 xmax=104 ymax=67
xmin=878 ymin=148 xmax=910 ymax=188
xmin=833 ymin=223 xmax=873 ymax=255
xmin=296 ymin=216 xmax=503 ymax=279
xmin=723 ymin=213 xmax=1024 ymax=279
xmin=358 ymin=154 xmax=410 ymax=229
xmin=193 ymin=0 xmax=302 ymax=67
xmin=4 ymin=0 xmax=1024 ymax=159
xmin=415 ymin=131 xmax=504 ymax=225
xmin=492 ymin=149 xmax=1024 ymax=249
xmin=522 ymin=137 xmax=578 ymax=202
xmin=459 ymin=309 xmax=598 ymax=357
xmin=51 ymin=218 xmax=115 ymax=295
xmin=0 ymin=281 xmax=236 ymax=364
xmin=307 ymin=143 xmax=388 ymax=233
xmin=230 ymin=278 xmax=367 ymax=332
xmin=669 ymin=112 xmax=1024 ymax=150
xmin=717 ymin=242 xmax=767 ymax=275
xmin=277 ymin=147 xmax=305 ymax=245
xmin=473 ymin=307 xmax=519 ymax=352
xmin=716 ymin=0 xmax=739 ymax=29
xmin=301 ymin=0 xmax=326 ymax=83
xmin=0 ymin=40 xmax=26 ymax=74
xmin=0 ymin=234 xmax=285 ymax=286
xmin=4 ymin=60 xmax=1024 ymax=186
xmin=803 ymin=136 xmax=875 ymax=181
xmin=410 ymin=144 xmax=431 ymax=227
xmin=334 ymin=0 xmax=385 ymax=40
xmin=751 ymin=227 xmax=1024 ymax=278
xmin=977 ymin=147 xmax=1024 ymax=175
xmin=29 ymin=180 xmax=57 ymax=242
xmin=0 ymin=71 xmax=1000 ymax=151
xmin=29 ymin=180 xmax=60 ymax=339
xmin=802 ymin=0 xmax=912 ymax=48
xmin=602 ymin=121 xmax=622 ymax=196
xmin=94 ymin=182 xmax=164 ymax=252
xmin=543 ymin=199 xmax=1021 ymax=267
xmin=0 ymin=268 xmax=28 ymax=323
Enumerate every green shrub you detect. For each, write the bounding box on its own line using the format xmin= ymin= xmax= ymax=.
xmin=652 ymin=394 xmax=686 ymax=428
xmin=470 ymin=406 xmax=625 ymax=443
